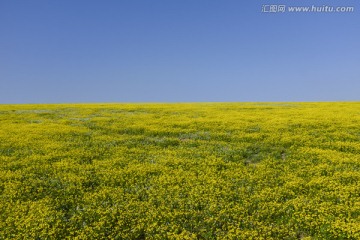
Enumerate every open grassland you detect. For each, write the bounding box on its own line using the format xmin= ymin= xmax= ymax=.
xmin=0 ymin=102 xmax=359 ymax=239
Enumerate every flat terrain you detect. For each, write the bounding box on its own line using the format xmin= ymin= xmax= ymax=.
xmin=0 ymin=102 xmax=359 ymax=239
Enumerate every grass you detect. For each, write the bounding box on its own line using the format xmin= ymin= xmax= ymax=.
xmin=0 ymin=102 xmax=359 ymax=239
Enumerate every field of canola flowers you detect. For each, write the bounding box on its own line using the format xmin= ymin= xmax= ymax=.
xmin=0 ymin=102 xmax=359 ymax=239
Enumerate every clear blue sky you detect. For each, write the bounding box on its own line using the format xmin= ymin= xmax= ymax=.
xmin=1 ymin=0 xmax=359 ymax=103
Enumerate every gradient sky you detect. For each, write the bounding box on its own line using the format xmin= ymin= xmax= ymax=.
xmin=1 ymin=0 xmax=359 ymax=103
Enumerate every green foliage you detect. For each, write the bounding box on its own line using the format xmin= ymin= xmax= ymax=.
xmin=0 ymin=102 xmax=359 ymax=239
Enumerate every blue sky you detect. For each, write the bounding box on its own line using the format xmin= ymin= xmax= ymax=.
xmin=1 ymin=0 xmax=359 ymax=103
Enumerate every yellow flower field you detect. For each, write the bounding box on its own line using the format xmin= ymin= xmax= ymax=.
xmin=0 ymin=102 xmax=359 ymax=239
